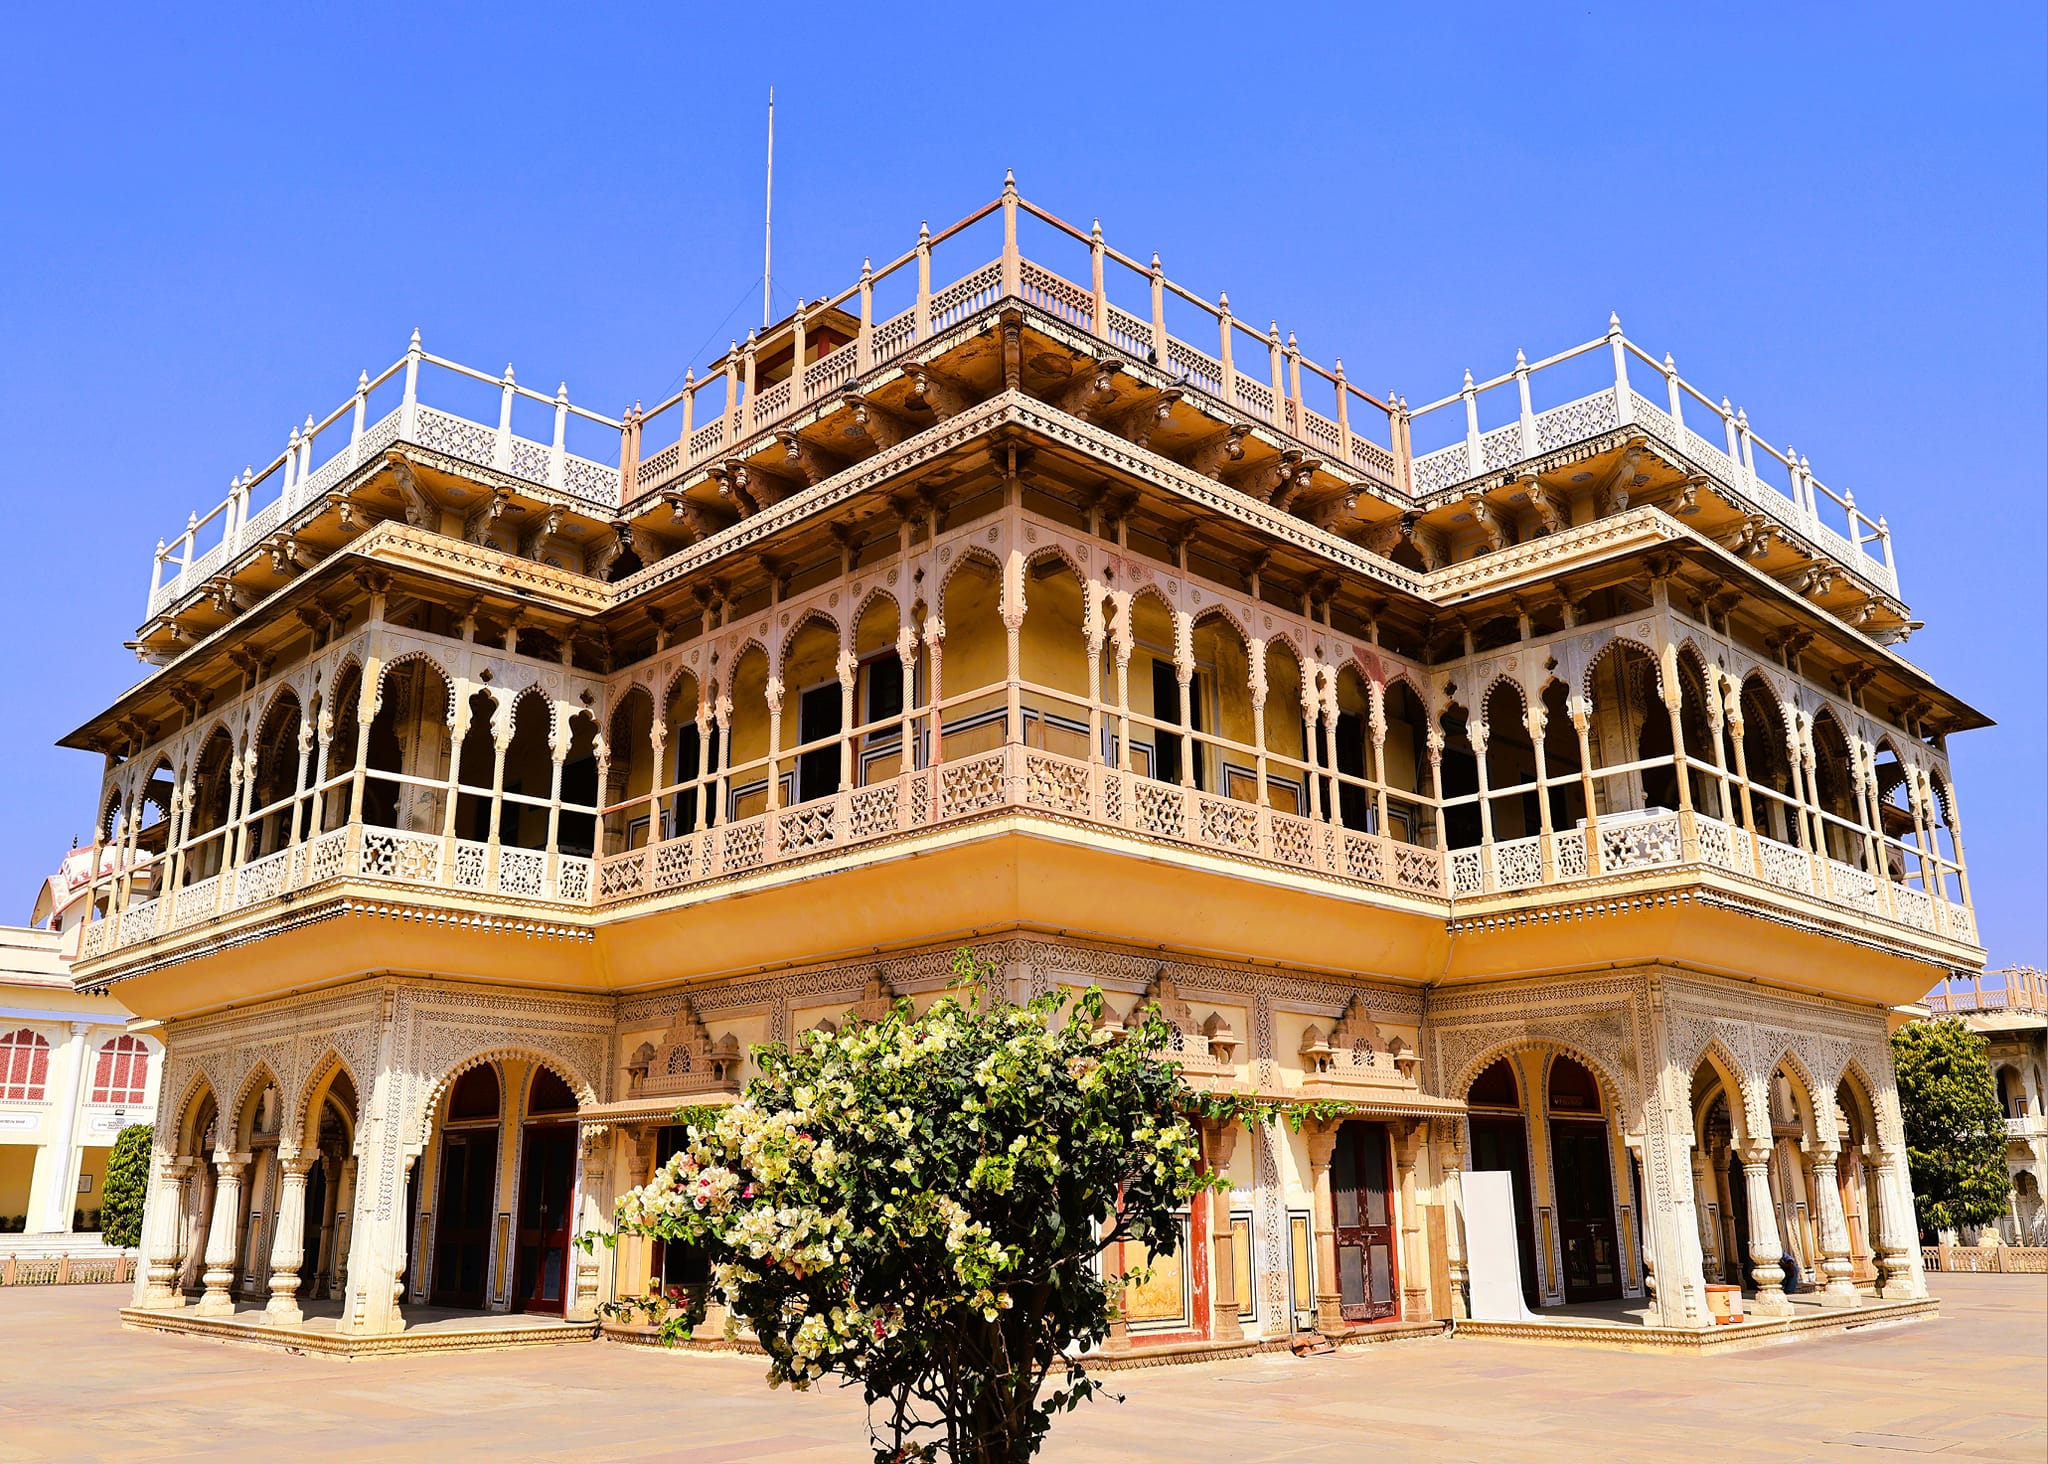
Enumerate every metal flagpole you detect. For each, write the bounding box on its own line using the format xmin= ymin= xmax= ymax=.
xmin=763 ymin=87 xmax=774 ymax=328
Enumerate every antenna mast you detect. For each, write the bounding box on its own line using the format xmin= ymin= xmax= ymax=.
xmin=763 ymin=87 xmax=775 ymax=328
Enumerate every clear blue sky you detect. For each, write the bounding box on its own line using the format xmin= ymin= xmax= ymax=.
xmin=2 ymin=4 xmax=2040 ymax=970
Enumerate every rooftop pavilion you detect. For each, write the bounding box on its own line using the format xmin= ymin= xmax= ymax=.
xmin=140 ymin=177 xmax=1904 ymax=645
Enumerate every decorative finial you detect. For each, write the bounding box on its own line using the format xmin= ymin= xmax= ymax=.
xmin=557 ymin=382 xmax=568 ymax=401
xmin=357 ymin=370 xmax=369 ymax=391
xmin=1463 ymin=368 xmax=1475 ymax=389
xmin=1091 ymin=218 xmax=1102 ymax=240
xmin=684 ymin=366 xmax=695 ymax=386
xmin=1608 ymin=310 xmax=1622 ymax=333
xmin=304 ymin=413 xmax=316 ymax=431
xmin=409 ymin=327 xmax=422 ymax=348
xmin=1663 ymin=351 xmax=1676 ymax=371
xmin=1003 ymin=168 xmax=1016 ymax=189
xmin=288 ymin=424 xmax=300 ymax=447
xmin=503 ymin=363 xmax=516 ymax=383
xmin=919 ymin=219 xmax=929 ymax=241
xmin=1218 ymin=290 xmax=1231 ymax=311
xmin=1150 ymin=251 xmax=1161 ymax=270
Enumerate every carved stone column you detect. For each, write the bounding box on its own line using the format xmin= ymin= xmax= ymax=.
xmin=264 ymin=1154 xmax=315 ymax=1325
xmin=1438 ymin=1122 xmax=1469 ymax=1319
xmin=1304 ymin=1122 xmax=1344 ymax=1334
xmin=1394 ymin=1121 xmax=1430 ymax=1321
xmin=194 ymin=1152 xmax=249 ymax=1317
xmin=1739 ymin=1144 xmax=1791 ymax=1315
xmin=314 ymin=1152 xmax=340 ymax=1298
xmin=1201 ymin=1119 xmax=1241 ymax=1341
xmin=137 ymin=1158 xmax=194 ymax=1309
xmin=1871 ymin=1146 xmax=1924 ymax=1299
xmin=1807 ymin=1145 xmax=1859 ymax=1308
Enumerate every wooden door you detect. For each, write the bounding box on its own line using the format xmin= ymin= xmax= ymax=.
xmin=430 ymin=1129 xmax=497 ymax=1308
xmin=1331 ymin=1122 xmax=1399 ymax=1322
xmin=1550 ymin=1119 xmax=1622 ymax=1302
xmin=1468 ymin=1114 xmax=1539 ymax=1307
xmin=512 ymin=1124 xmax=576 ymax=1315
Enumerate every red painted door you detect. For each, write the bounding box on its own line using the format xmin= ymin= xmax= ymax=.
xmin=513 ymin=1124 xmax=575 ymax=1315
xmin=1332 ymin=1122 xmax=1399 ymax=1322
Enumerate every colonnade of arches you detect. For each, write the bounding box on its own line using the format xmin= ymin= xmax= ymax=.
xmin=82 ymin=521 xmax=1971 ymax=936
xmin=1455 ymin=1040 xmax=1920 ymax=1318
xmin=138 ymin=1048 xmax=589 ymax=1327
xmin=92 ymin=655 xmax=604 ymax=926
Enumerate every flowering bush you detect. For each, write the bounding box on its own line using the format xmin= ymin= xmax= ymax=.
xmin=586 ymin=950 xmax=1212 ymax=1463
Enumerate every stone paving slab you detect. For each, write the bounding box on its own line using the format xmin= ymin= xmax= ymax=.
xmin=0 ymin=1277 xmax=2040 ymax=1461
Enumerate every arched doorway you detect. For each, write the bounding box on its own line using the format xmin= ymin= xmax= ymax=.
xmin=1466 ymin=1058 xmax=1538 ymax=1308
xmin=512 ymin=1067 xmax=579 ymax=1315
xmin=430 ymin=1064 xmax=501 ymax=1309
xmin=1547 ymin=1056 xmax=1622 ymax=1303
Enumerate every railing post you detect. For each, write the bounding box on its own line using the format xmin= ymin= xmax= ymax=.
xmin=1806 ymin=456 xmax=1823 ymax=525
xmin=1462 ymin=370 xmax=1482 ymax=477
xmin=299 ymin=414 xmax=315 ymax=488
xmin=915 ymin=222 xmax=932 ymax=341
xmin=1515 ymin=349 xmax=1536 ymax=458
xmin=1285 ymin=333 xmax=1304 ymax=432
xmin=791 ymin=299 xmax=808 ymax=388
xmin=1736 ymin=408 xmax=1759 ymax=496
xmin=1266 ymin=323 xmax=1284 ymax=426
xmin=857 ymin=263 xmax=874 ymax=373
xmin=1334 ymin=359 xmax=1353 ymax=462
xmin=1089 ymin=218 xmax=1108 ymax=340
xmin=999 ymin=170 xmax=1021 ymax=298
xmin=1720 ymin=395 xmax=1740 ymax=466
xmin=348 ymin=371 xmax=369 ymax=469
xmin=1608 ymin=312 xmax=1633 ymax=425
xmin=148 ymin=538 xmax=166 ymax=613
xmin=1664 ymin=352 xmax=1685 ymax=437
xmin=1394 ymin=394 xmax=1413 ymax=496
xmin=551 ymin=383 xmax=569 ymax=490
xmin=679 ymin=367 xmax=696 ymax=454
xmin=181 ymin=512 xmax=197 ymax=574
xmin=282 ymin=426 xmax=300 ymax=497
xmin=1878 ymin=516 xmax=1896 ymax=584
xmin=1149 ymin=253 xmax=1167 ymax=367
xmin=493 ymin=364 xmax=515 ymax=471
xmin=400 ymin=328 xmax=422 ymax=440
xmin=620 ymin=401 xmax=641 ymax=500
xmin=722 ymin=344 xmax=740 ymax=444
xmin=1218 ymin=293 xmax=1236 ymax=403
xmin=741 ymin=330 xmax=759 ymax=434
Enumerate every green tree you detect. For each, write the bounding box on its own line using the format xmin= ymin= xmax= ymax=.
xmin=588 ymin=950 xmax=1212 ymax=1464
xmin=1890 ymin=1018 xmax=2010 ymax=1237
xmin=100 ymin=1124 xmax=153 ymax=1249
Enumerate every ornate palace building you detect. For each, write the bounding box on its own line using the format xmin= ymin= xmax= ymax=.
xmin=67 ymin=179 xmax=1986 ymax=1354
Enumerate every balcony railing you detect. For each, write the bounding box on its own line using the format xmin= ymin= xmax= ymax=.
xmin=1402 ymin=322 xmax=1898 ymax=594
xmin=137 ymin=185 xmax=1900 ymax=625
xmin=1924 ymin=967 xmax=2048 ymax=1018
xmin=78 ymin=745 xmax=1977 ymax=967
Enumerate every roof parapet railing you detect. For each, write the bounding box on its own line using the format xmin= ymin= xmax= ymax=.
xmin=1402 ymin=315 xmax=1896 ymax=593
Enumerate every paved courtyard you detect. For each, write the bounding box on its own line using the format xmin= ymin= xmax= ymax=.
xmin=0 ymin=1278 xmax=2040 ymax=1462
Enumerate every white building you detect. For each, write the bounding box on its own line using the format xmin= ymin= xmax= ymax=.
xmin=1 ymin=849 xmax=162 ymax=1241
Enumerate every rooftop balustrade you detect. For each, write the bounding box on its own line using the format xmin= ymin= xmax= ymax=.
xmin=138 ymin=181 xmax=1900 ymax=622
xmin=1402 ymin=320 xmax=1898 ymax=594
xmin=1924 ymin=967 xmax=2048 ymax=1018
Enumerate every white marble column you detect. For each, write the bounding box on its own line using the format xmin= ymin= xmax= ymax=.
xmin=136 ymin=1158 xmax=193 ymax=1309
xmin=263 ymin=1154 xmax=314 ymax=1325
xmin=1871 ymin=1146 xmax=1925 ymax=1299
xmin=193 ymin=1153 xmax=249 ymax=1317
xmin=1740 ymin=1145 xmax=1792 ymax=1315
xmin=1808 ymin=1146 xmax=1860 ymax=1308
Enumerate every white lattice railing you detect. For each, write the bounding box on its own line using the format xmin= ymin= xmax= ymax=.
xmin=80 ymin=776 xmax=1972 ymax=961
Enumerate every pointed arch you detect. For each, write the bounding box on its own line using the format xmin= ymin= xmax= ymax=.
xmin=170 ymin=1069 xmax=221 ymax=1158
xmin=293 ymin=1048 xmax=362 ymax=1153
xmin=777 ymin=607 xmax=844 ymax=680
xmin=412 ymin=1045 xmax=597 ymax=1149
xmin=936 ymin=544 xmax=1002 ymax=613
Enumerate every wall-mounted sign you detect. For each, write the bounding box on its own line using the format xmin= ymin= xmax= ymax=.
xmin=0 ymin=1113 xmax=36 ymax=1132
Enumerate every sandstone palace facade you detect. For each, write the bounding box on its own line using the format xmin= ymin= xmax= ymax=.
xmin=66 ymin=179 xmax=1986 ymax=1353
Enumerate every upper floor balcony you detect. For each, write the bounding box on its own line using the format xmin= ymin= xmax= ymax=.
xmin=78 ymin=500 xmax=1976 ymax=990
xmin=138 ymin=181 xmax=1902 ymax=636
